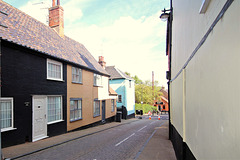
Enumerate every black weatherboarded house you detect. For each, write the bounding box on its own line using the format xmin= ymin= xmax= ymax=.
xmin=0 ymin=0 xmax=107 ymax=147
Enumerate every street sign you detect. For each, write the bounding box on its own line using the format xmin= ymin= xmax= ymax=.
xmin=148 ymin=111 xmax=152 ymax=116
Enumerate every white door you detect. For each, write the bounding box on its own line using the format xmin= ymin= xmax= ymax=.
xmin=32 ymin=96 xmax=48 ymax=142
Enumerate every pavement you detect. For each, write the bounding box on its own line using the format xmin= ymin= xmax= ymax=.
xmin=2 ymin=116 xmax=176 ymax=160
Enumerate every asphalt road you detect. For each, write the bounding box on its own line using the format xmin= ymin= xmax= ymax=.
xmin=18 ymin=115 xmax=169 ymax=160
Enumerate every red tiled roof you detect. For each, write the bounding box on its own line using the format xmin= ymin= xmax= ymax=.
xmin=0 ymin=1 xmax=108 ymax=76
xmin=160 ymin=88 xmax=168 ymax=100
xmin=160 ymin=96 xmax=168 ymax=103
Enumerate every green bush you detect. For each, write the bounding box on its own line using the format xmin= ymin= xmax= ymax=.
xmin=135 ymin=103 xmax=157 ymax=114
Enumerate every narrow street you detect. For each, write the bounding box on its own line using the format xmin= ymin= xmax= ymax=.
xmin=15 ymin=115 xmax=169 ymax=160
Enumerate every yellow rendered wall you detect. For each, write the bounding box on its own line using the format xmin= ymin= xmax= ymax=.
xmin=67 ymin=65 xmax=100 ymax=131
xmin=171 ymin=0 xmax=240 ymax=159
xmin=67 ymin=65 xmax=116 ymax=131
xmin=105 ymin=99 xmax=117 ymax=119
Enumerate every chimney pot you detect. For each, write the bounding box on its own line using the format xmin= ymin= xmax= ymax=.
xmin=49 ymin=0 xmax=64 ymax=37
xmin=98 ymin=56 xmax=106 ymax=69
xmin=52 ymin=0 xmax=56 ymax=7
xmin=99 ymin=56 xmax=104 ymax=62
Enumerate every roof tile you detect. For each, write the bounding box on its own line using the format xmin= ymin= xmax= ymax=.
xmin=0 ymin=1 xmax=108 ymax=75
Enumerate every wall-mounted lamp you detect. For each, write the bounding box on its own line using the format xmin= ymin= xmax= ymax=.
xmin=159 ymin=8 xmax=171 ymax=21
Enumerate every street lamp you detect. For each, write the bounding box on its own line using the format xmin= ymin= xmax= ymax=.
xmin=159 ymin=8 xmax=171 ymax=21
xmin=159 ymin=6 xmax=173 ymax=140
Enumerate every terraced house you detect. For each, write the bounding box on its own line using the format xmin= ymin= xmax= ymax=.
xmin=105 ymin=65 xmax=135 ymax=119
xmin=0 ymin=0 xmax=116 ymax=147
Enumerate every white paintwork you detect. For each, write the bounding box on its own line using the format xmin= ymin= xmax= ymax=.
xmin=98 ymin=76 xmax=111 ymax=100
xmin=32 ymin=96 xmax=48 ymax=142
xmin=125 ymin=80 xmax=135 ymax=112
xmin=199 ymin=0 xmax=211 ymax=13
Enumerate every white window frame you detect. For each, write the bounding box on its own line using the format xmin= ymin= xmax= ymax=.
xmin=47 ymin=96 xmax=63 ymax=124
xmin=70 ymin=98 xmax=82 ymax=122
xmin=1 ymin=98 xmax=16 ymax=132
xmin=47 ymin=59 xmax=63 ymax=81
xmin=93 ymin=74 xmax=102 ymax=87
xmin=93 ymin=99 xmax=100 ymax=117
xmin=129 ymin=80 xmax=132 ymax=88
xmin=72 ymin=67 xmax=82 ymax=84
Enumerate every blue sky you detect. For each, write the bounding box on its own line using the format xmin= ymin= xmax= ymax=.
xmin=3 ymin=0 xmax=169 ymax=87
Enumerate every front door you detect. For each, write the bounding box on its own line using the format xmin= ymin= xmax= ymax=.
xmin=102 ymin=100 xmax=106 ymax=121
xmin=32 ymin=96 xmax=48 ymax=142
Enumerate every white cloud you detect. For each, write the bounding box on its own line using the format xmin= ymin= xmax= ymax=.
xmin=65 ymin=11 xmax=168 ymax=86
xmin=19 ymin=1 xmax=168 ymax=87
xmin=62 ymin=1 xmax=83 ymax=23
xmin=19 ymin=0 xmax=84 ymax=24
xmin=19 ymin=0 xmax=50 ymax=25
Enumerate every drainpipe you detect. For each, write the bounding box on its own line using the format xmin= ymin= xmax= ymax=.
xmin=168 ymin=0 xmax=173 ymax=140
xmin=183 ymin=69 xmax=186 ymax=142
xmin=0 ymin=38 xmax=2 ymax=160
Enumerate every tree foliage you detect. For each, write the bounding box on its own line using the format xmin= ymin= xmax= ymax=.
xmin=135 ymin=81 xmax=163 ymax=104
xmin=135 ymin=103 xmax=157 ymax=114
xmin=125 ymin=72 xmax=164 ymax=105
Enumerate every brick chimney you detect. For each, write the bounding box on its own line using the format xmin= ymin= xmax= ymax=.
xmin=49 ymin=0 xmax=64 ymax=37
xmin=98 ymin=56 xmax=106 ymax=69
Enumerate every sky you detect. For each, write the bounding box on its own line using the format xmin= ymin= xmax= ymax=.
xmin=3 ymin=0 xmax=169 ymax=87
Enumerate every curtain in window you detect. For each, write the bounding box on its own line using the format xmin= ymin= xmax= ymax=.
xmin=48 ymin=62 xmax=61 ymax=79
xmin=70 ymin=100 xmax=82 ymax=121
xmin=94 ymin=74 xmax=97 ymax=85
xmin=72 ymin=67 xmax=82 ymax=83
xmin=111 ymin=99 xmax=115 ymax=112
xmin=48 ymin=96 xmax=62 ymax=123
xmin=94 ymin=101 xmax=100 ymax=116
xmin=1 ymin=101 xmax=12 ymax=129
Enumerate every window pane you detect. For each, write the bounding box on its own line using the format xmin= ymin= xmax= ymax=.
xmin=72 ymin=67 xmax=82 ymax=83
xmin=1 ymin=99 xmax=13 ymax=129
xmin=47 ymin=96 xmax=62 ymax=123
xmin=93 ymin=100 xmax=100 ymax=116
xmin=111 ymin=99 xmax=114 ymax=112
xmin=79 ymin=69 xmax=82 ymax=83
xmin=70 ymin=99 xmax=82 ymax=121
xmin=47 ymin=60 xmax=62 ymax=80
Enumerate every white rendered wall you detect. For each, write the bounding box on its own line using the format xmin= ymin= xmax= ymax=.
xmin=98 ymin=76 xmax=110 ymax=100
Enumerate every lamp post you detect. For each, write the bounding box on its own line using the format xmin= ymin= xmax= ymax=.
xmin=0 ymin=38 xmax=2 ymax=160
xmin=160 ymin=2 xmax=173 ymax=140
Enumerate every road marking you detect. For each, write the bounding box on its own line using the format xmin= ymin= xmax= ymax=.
xmin=134 ymin=121 xmax=165 ymax=160
xmin=115 ymin=133 xmax=135 ymax=147
xmin=150 ymin=121 xmax=156 ymax=125
xmin=137 ymin=126 xmax=147 ymax=132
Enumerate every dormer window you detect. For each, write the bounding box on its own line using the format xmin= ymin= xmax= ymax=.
xmin=47 ymin=59 xmax=63 ymax=81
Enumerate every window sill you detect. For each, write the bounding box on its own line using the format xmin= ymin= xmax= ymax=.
xmin=93 ymin=85 xmax=103 ymax=87
xmin=72 ymin=82 xmax=83 ymax=85
xmin=93 ymin=114 xmax=100 ymax=118
xmin=70 ymin=118 xmax=83 ymax=122
xmin=47 ymin=119 xmax=64 ymax=125
xmin=1 ymin=127 xmax=17 ymax=132
xmin=47 ymin=78 xmax=64 ymax=82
